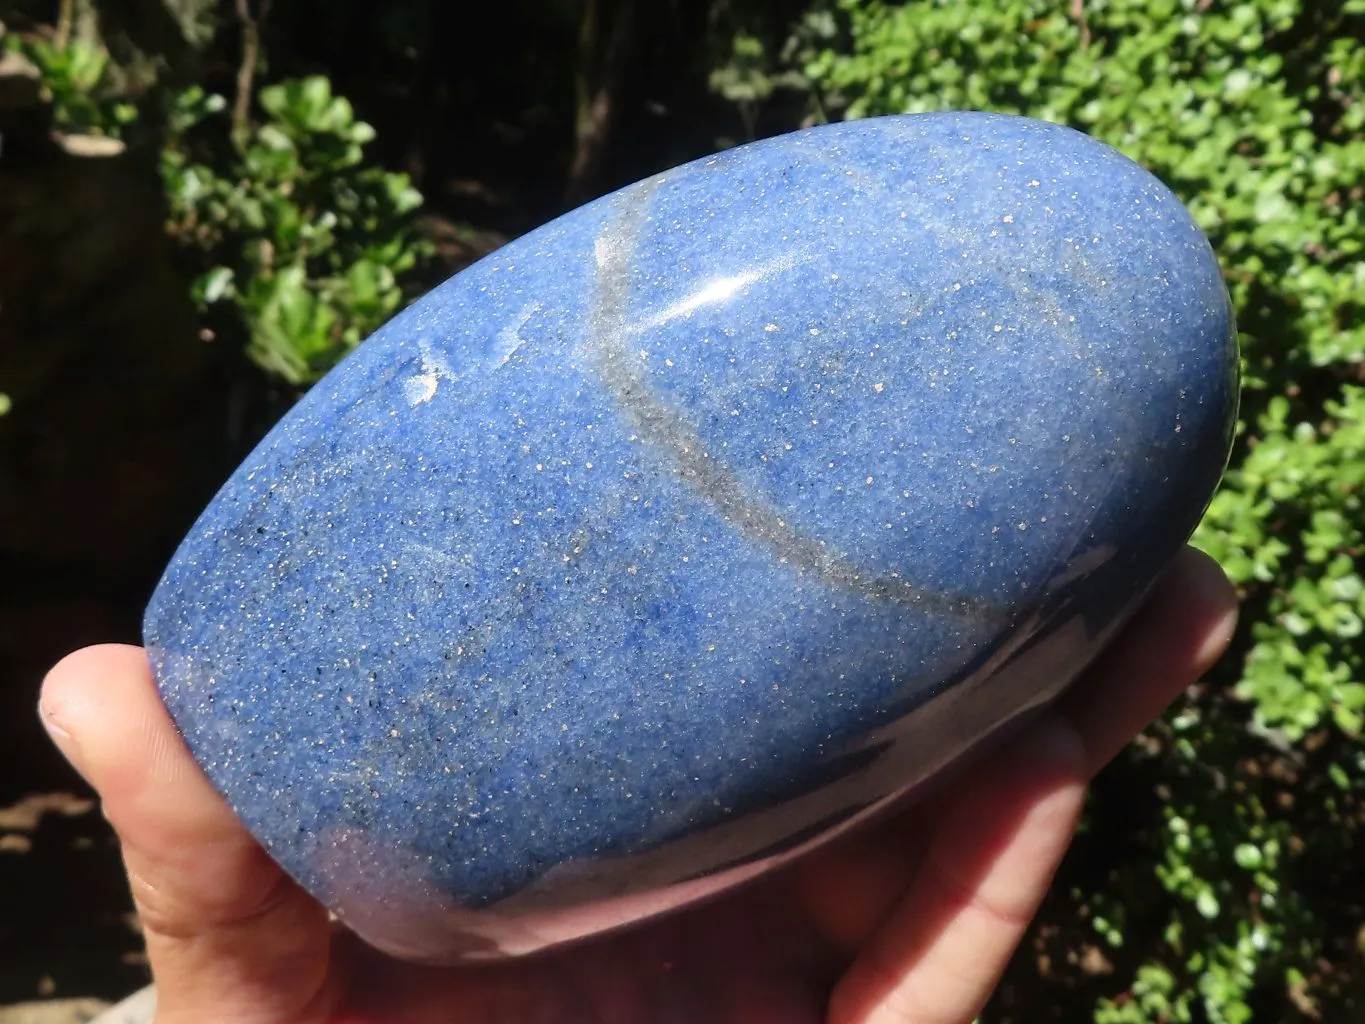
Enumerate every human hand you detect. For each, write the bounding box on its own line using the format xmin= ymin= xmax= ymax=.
xmin=40 ymin=546 xmax=1236 ymax=1024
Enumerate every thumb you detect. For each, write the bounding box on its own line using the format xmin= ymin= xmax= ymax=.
xmin=39 ymin=644 xmax=339 ymax=1024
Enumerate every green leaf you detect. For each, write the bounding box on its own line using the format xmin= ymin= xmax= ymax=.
xmin=1196 ymin=889 xmax=1220 ymax=920
xmin=196 ymin=266 xmax=236 ymax=305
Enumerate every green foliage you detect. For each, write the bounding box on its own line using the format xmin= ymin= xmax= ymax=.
xmin=1201 ymin=390 xmax=1365 ymax=742
xmin=12 ymin=34 xmax=137 ymax=136
xmin=710 ymin=29 xmax=817 ymax=136
xmin=707 ymin=5 xmax=842 ymax=137
xmin=163 ymin=76 xmax=428 ymax=385
xmin=756 ymin=0 xmax=1365 ymax=1019
xmin=15 ymin=16 xmax=427 ymax=389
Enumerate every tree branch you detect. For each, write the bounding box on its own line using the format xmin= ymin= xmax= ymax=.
xmin=231 ymin=0 xmax=272 ymax=149
xmin=54 ymin=0 xmax=75 ymax=50
xmin=1071 ymin=0 xmax=1091 ymax=49
xmin=566 ymin=0 xmax=634 ymax=203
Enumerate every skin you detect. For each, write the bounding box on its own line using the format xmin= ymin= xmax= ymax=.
xmin=39 ymin=546 xmax=1237 ymax=1024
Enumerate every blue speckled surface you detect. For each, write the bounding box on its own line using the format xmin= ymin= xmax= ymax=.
xmin=144 ymin=112 xmax=1238 ymax=961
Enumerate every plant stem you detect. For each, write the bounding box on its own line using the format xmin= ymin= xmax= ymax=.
xmin=55 ymin=0 xmax=74 ymax=49
xmin=567 ymin=0 xmax=634 ymax=203
xmin=232 ymin=0 xmax=272 ymax=150
xmin=1071 ymin=0 xmax=1091 ymax=48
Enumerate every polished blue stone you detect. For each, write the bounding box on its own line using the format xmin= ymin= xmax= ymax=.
xmin=144 ymin=111 xmax=1237 ymax=962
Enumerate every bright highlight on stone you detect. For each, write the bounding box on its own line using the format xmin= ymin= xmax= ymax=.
xmin=145 ymin=111 xmax=1239 ymax=963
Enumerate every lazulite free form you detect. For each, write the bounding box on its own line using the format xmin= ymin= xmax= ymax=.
xmin=144 ymin=111 xmax=1239 ymax=962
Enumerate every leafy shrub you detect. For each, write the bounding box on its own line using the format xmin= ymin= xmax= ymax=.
xmin=11 ymin=21 xmax=428 ymax=389
xmin=14 ymin=34 xmax=137 ymax=137
xmin=757 ymin=1 xmax=1365 ymax=1019
xmin=163 ymin=76 xmax=429 ymax=385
